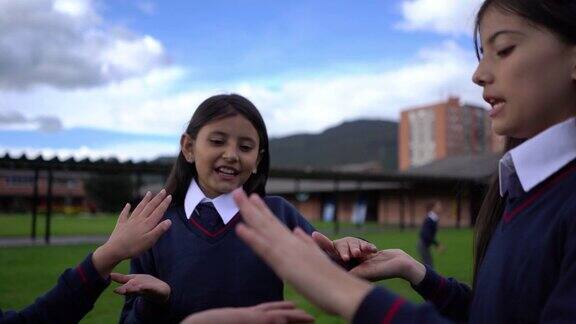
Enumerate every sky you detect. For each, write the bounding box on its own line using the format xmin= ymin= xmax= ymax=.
xmin=0 ymin=0 xmax=487 ymax=161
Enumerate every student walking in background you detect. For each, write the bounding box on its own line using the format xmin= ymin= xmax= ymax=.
xmin=417 ymin=200 xmax=443 ymax=269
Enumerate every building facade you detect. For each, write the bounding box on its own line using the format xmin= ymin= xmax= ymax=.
xmin=399 ymin=96 xmax=505 ymax=170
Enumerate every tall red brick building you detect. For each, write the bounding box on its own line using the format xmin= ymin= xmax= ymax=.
xmin=399 ymin=96 xmax=504 ymax=171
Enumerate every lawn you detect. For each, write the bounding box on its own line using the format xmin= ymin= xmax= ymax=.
xmin=0 ymin=213 xmax=392 ymax=238
xmin=0 ymin=214 xmax=118 ymax=237
xmin=0 ymin=215 xmax=473 ymax=323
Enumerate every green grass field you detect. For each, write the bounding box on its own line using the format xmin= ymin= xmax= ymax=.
xmin=0 ymin=214 xmax=118 ymax=237
xmin=0 ymin=215 xmax=473 ymax=323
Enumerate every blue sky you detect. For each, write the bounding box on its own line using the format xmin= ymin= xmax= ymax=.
xmin=0 ymin=0 xmax=485 ymax=160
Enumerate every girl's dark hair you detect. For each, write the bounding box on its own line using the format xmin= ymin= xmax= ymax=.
xmin=165 ymin=94 xmax=270 ymax=205
xmin=473 ymin=137 xmax=524 ymax=287
xmin=472 ymin=0 xmax=576 ymax=287
xmin=426 ymin=201 xmax=438 ymax=213
xmin=474 ymin=0 xmax=576 ymax=59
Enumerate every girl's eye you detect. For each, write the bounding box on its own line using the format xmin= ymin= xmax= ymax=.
xmin=496 ymin=46 xmax=515 ymax=58
xmin=239 ymin=145 xmax=254 ymax=152
xmin=210 ymin=139 xmax=225 ymax=145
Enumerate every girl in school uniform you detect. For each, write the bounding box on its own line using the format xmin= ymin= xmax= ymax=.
xmin=231 ymin=0 xmax=576 ymax=323
xmin=117 ymin=94 xmax=376 ymax=323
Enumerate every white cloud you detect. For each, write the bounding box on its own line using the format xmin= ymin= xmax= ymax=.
xmin=236 ymin=40 xmax=485 ymax=136
xmin=2 ymin=40 xmax=485 ymax=141
xmin=0 ymin=0 xmax=167 ymax=90
xmin=53 ymin=0 xmax=93 ymax=17
xmin=1 ymin=141 xmax=179 ymax=162
xmin=397 ymin=0 xmax=483 ymax=36
xmin=0 ymin=110 xmax=63 ymax=132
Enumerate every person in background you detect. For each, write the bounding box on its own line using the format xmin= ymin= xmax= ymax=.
xmin=417 ymin=200 xmax=444 ymax=269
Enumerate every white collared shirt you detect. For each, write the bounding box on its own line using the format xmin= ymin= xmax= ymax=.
xmin=499 ymin=117 xmax=576 ymax=197
xmin=184 ymin=179 xmax=239 ymax=225
xmin=427 ymin=211 xmax=439 ymax=222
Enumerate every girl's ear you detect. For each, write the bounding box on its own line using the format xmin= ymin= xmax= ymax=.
xmin=180 ymin=134 xmax=195 ymax=163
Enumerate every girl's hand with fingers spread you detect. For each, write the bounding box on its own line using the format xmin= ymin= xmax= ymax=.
xmin=92 ymin=190 xmax=173 ymax=278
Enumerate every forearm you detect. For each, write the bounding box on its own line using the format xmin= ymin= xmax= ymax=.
xmin=280 ymin=256 xmax=373 ymax=321
xmin=17 ymin=253 xmax=111 ymax=323
xmin=404 ymin=259 xmax=427 ymax=285
xmin=411 ymin=266 xmax=472 ymax=321
xmin=92 ymin=243 xmax=124 ymax=279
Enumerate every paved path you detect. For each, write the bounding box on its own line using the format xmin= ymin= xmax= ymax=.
xmin=0 ymin=235 xmax=108 ymax=247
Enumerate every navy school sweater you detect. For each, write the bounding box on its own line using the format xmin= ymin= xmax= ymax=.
xmin=419 ymin=215 xmax=439 ymax=247
xmin=353 ymin=159 xmax=576 ymax=323
xmin=0 ymin=254 xmax=110 ymax=324
xmin=120 ymin=196 xmax=315 ymax=324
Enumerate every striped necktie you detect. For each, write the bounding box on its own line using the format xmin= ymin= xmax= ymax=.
xmin=192 ymin=202 xmax=225 ymax=233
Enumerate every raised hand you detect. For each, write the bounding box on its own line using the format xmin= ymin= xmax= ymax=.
xmin=181 ymin=301 xmax=314 ymax=324
xmin=349 ymin=249 xmax=426 ymax=285
xmin=111 ymin=273 xmax=171 ymax=304
xmin=92 ymin=190 xmax=172 ymax=278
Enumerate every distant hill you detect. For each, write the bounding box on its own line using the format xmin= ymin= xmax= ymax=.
xmin=269 ymin=119 xmax=398 ymax=170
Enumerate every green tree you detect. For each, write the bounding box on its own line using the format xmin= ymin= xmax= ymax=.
xmin=84 ymin=173 xmax=134 ymax=212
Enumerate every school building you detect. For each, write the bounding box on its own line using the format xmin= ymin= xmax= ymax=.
xmin=269 ymin=152 xmax=498 ymax=228
xmin=0 ymin=152 xmax=498 ymax=236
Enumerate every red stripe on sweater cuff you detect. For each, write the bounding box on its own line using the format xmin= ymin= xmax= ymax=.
xmin=382 ymin=298 xmax=405 ymax=324
xmin=76 ymin=265 xmax=87 ymax=284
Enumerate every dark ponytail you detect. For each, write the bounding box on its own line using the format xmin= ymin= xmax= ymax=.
xmin=473 ymin=137 xmax=524 ymax=287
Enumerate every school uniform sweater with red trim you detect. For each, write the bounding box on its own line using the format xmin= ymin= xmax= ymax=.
xmin=0 ymin=253 xmax=110 ymax=324
xmin=119 ymin=196 xmax=315 ymax=324
xmin=353 ymin=159 xmax=576 ymax=324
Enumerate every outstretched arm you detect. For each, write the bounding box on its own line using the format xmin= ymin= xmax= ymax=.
xmin=232 ymin=189 xmax=455 ymax=323
xmin=0 ymin=190 xmax=172 ymax=324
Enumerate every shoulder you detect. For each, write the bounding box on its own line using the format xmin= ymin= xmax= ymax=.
xmin=262 ymin=195 xmax=302 ymax=220
xmin=546 ymin=160 xmax=576 ymax=224
xmin=150 ymin=204 xmax=187 ymax=244
xmin=558 ymin=189 xmax=576 ymax=223
xmin=263 ymin=195 xmax=295 ymax=213
xmin=164 ymin=204 xmax=185 ymax=220
xmin=262 ymin=195 xmax=315 ymax=232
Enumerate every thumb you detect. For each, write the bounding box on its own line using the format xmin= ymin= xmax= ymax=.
xmin=311 ymin=231 xmax=337 ymax=255
xmin=111 ymin=272 xmax=134 ymax=284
